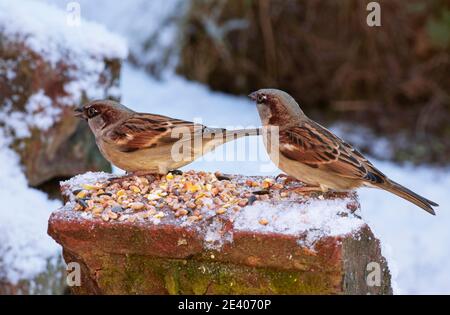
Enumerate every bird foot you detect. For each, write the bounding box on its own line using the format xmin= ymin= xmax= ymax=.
xmin=287 ymin=185 xmax=325 ymax=195
xmin=168 ymin=169 xmax=183 ymax=176
xmin=252 ymin=190 xmax=271 ymax=196
xmin=216 ymin=175 xmax=231 ymax=181
xmin=275 ymin=173 xmax=298 ymax=185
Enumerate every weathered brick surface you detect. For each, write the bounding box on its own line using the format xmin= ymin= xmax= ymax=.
xmin=48 ymin=175 xmax=392 ymax=295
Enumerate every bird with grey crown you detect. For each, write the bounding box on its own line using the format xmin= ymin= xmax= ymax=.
xmin=248 ymin=88 xmax=438 ymax=215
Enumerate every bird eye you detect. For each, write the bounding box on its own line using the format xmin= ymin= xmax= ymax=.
xmin=87 ymin=107 xmax=99 ymax=118
xmin=257 ymin=94 xmax=267 ymax=103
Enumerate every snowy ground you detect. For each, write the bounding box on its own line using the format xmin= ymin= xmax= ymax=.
xmin=357 ymin=162 xmax=450 ymax=294
xmin=0 ymin=0 xmax=126 ymax=286
xmin=0 ymin=145 xmax=61 ymax=284
xmin=120 ymin=63 xmax=450 ymax=294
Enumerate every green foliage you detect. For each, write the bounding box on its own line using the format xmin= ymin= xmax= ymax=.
xmin=427 ymin=9 xmax=450 ymax=48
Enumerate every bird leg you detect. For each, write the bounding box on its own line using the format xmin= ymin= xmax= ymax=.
xmin=287 ymin=185 xmax=326 ymax=195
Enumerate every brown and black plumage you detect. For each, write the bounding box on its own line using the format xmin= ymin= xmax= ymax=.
xmin=75 ymin=100 xmax=260 ymax=175
xmin=249 ymin=88 xmax=438 ymax=215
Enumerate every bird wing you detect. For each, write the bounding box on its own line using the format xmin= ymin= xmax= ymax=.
xmin=104 ymin=113 xmax=204 ymax=152
xmin=279 ymin=120 xmax=387 ymax=185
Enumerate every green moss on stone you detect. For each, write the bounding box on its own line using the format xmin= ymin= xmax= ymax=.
xmin=91 ymin=252 xmax=342 ymax=295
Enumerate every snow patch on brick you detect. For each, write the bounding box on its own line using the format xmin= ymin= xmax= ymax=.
xmin=234 ymin=199 xmax=365 ymax=247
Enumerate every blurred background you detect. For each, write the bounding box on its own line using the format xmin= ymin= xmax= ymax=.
xmin=0 ymin=0 xmax=449 ymax=294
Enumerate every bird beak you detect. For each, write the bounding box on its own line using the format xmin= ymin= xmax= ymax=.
xmin=248 ymin=92 xmax=259 ymax=102
xmin=74 ymin=107 xmax=84 ymax=118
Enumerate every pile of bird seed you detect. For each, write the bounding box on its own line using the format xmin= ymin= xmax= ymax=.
xmin=62 ymin=170 xmax=316 ymax=225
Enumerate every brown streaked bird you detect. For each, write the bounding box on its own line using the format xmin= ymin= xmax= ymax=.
xmin=249 ymin=88 xmax=438 ymax=215
xmin=74 ymin=100 xmax=260 ymax=175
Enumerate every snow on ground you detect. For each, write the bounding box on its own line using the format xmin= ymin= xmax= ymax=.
xmin=356 ymin=162 xmax=450 ymax=294
xmin=40 ymin=0 xmax=186 ymax=74
xmin=0 ymin=0 xmax=127 ymax=64
xmin=0 ymin=0 xmax=126 ymax=285
xmin=0 ymin=0 xmax=127 ymax=140
xmin=0 ymin=143 xmax=61 ymax=284
xmin=120 ymin=63 xmax=450 ymax=294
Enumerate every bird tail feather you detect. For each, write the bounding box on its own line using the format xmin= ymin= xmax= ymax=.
xmin=380 ymin=180 xmax=438 ymax=215
xmin=199 ymin=128 xmax=261 ymax=155
xmin=224 ymin=128 xmax=261 ymax=141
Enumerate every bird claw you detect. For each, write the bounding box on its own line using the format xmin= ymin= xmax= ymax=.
xmin=275 ymin=173 xmax=298 ymax=184
xmin=107 ymin=176 xmax=127 ymax=184
xmin=168 ymin=169 xmax=183 ymax=176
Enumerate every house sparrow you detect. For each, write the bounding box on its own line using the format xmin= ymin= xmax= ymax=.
xmin=249 ymin=89 xmax=438 ymax=215
xmin=74 ymin=100 xmax=260 ymax=175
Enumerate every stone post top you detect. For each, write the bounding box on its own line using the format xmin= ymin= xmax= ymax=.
xmin=51 ymin=171 xmax=363 ymax=252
